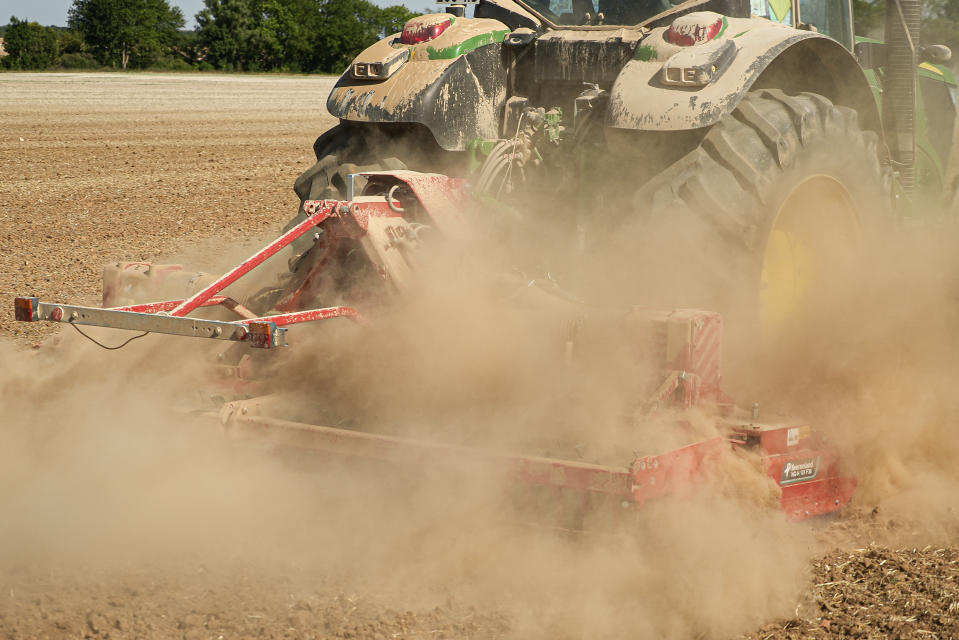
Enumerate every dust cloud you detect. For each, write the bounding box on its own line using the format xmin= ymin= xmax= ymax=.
xmin=2 ymin=181 xmax=956 ymax=639
xmin=0 ymin=228 xmax=814 ymax=638
xmin=734 ymin=220 xmax=959 ymax=545
xmin=0 ymin=334 xmax=811 ymax=639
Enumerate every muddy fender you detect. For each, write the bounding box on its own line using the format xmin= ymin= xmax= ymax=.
xmin=606 ymin=16 xmax=881 ymax=136
xmin=327 ymin=17 xmax=510 ymax=151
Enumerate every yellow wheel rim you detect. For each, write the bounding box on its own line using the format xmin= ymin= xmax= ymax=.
xmin=759 ymin=175 xmax=861 ymax=340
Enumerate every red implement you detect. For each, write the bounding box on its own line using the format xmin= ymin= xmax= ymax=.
xmin=12 ymin=170 xmax=857 ymax=524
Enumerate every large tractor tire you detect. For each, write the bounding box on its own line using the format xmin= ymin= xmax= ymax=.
xmin=623 ymin=89 xmax=894 ymax=344
xmin=285 ymin=123 xmax=411 ymax=259
xmin=294 ymin=123 xmax=412 ymax=201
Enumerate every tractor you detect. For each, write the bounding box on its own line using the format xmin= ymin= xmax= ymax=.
xmin=291 ymin=0 xmax=958 ymax=336
xmin=12 ymin=0 xmax=957 ymax=527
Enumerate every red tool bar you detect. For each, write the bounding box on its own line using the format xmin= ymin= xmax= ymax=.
xmin=111 ymin=296 xmax=230 ymax=314
xmin=220 ymin=412 xmax=634 ymax=498
xmin=780 ymin=476 xmax=857 ymax=521
xmin=242 ymin=306 xmax=366 ymax=327
xmin=170 ymin=204 xmax=335 ymax=317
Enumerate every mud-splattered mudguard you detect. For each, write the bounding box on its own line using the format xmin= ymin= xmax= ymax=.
xmin=607 ymin=16 xmax=880 ymax=134
xmin=327 ymin=18 xmax=510 ymax=151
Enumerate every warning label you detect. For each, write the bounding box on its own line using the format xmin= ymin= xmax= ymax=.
xmin=786 ymin=427 xmax=799 ymax=447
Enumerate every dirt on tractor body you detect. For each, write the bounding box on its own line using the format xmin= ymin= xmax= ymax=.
xmin=1 ymin=73 xmax=958 ymax=640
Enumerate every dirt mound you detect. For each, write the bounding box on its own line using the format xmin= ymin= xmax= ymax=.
xmin=748 ymin=543 xmax=959 ymax=639
xmin=0 ymin=72 xmax=338 ymax=346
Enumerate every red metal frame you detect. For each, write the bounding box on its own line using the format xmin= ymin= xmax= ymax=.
xmin=15 ymin=174 xmax=459 ymax=345
xmin=13 ymin=201 xmax=366 ymax=346
xmin=170 ymin=204 xmax=335 ymax=317
xmin=362 ymin=171 xmax=469 ymax=238
xmin=217 ymin=410 xmax=855 ymax=521
xmin=13 ymin=169 xmax=859 ymax=524
xmin=128 ymin=173 xmax=465 ymax=331
xmin=246 ymin=306 xmax=366 ymax=327
xmin=112 ymin=296 xmax=231 ymax=314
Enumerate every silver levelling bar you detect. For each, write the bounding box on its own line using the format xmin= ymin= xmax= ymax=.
xmin=14 ymin=298 xmax=287 ymax=349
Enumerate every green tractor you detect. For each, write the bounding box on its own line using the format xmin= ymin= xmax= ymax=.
xmin=18 ymin=0 xmax=956 ymax=526
xmin=292 ymin=0 xmax=956 ymax=337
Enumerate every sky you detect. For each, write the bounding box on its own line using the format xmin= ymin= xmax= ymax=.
xmin=1 ymin=0 xmax=433 ymax=29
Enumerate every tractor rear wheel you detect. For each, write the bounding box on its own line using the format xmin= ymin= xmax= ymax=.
xmin=624 ymin=89 xmax=893 ymax=345
xmin=285 ymin=123 xmax=411 ymax=258
xmin=294 ymin=122 xmax=413 ymax=201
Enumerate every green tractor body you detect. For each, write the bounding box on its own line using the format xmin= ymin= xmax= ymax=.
xmin=295 ymin=0 xmax=958 ymax=336
xmin=325 ymin=0 xmax=956 ymax=199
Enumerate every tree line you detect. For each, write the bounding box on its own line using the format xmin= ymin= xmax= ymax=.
xmin=3 ymin=0 xmax=958 ymax=72
xmin=1 ymin=0 xmax=418 ymax=73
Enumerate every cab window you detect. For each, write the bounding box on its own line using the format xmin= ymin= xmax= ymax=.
xmin=751 ymin=0 xmax=794 ymax=24
xmin=798 ymin=0 xmax=853 ymax=49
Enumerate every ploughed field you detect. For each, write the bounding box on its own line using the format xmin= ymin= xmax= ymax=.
xmin=0 ymin=72 xmax=339 ymax=345
xmin=1 ymin=73 xmax=957 ymax=640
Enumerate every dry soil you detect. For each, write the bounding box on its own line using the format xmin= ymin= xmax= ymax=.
xmin=1 ymin=72 xmax=957 ymax=640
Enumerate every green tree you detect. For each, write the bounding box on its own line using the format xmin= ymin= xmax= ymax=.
xmin=309 ymin=0 xmax=383 ymax=71
xmin=196 ymin=0 xmax=418 ymax=73
xmin=852 ymin=0 xmax=885 ymax=36
xmin=196 ymin=0 xmax=259 ymax=70
xmin=172 ymin=29 xmax=204 ymax=66
xmin=68 ymin=0 xmax=185 ymax=69
xmin=248 ymin=0 xmax=314 ymax=71
xmin=378 ymin=4 xmax=417 ymax=36
xmin=2 ymin=17 xmax=60 ymax=69
xmin=58 ymin=29 xmax=87 ymax=54
xmin=302 ymin=0 xmax=417 ymax=72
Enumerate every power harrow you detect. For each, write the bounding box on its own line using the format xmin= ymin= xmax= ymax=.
xmin=13 ymin=169 xmax=856 ymax=526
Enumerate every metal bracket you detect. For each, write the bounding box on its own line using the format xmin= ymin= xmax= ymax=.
xmin=347 ymin=173 xmax=357 ymax=201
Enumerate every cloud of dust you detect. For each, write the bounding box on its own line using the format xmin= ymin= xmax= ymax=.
xmin=0 ymin=183 xmax=821 ymax=638
xmin=728 ymin=219 xmax=959 ymax=544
